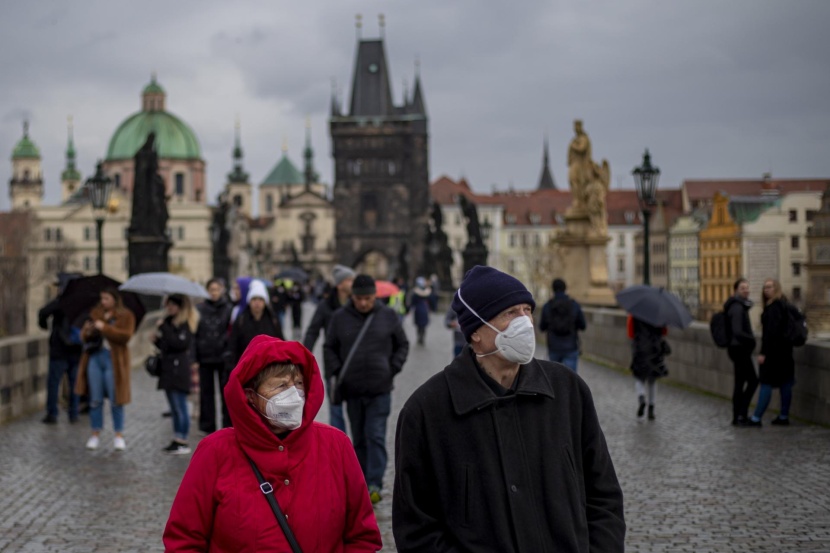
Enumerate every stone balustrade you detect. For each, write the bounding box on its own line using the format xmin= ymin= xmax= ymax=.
xmin=580 ymin=307 xmax=830 ymax=425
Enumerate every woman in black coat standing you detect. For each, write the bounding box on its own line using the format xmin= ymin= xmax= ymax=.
xmin=628 ymin=315 xmax=669 ymax=421
xmin=154 ymin=294 xmax=199 ymax=454
xmin=748 ymin=279 xmax=795 ymax=427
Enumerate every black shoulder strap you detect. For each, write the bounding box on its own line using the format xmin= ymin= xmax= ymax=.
xmin=335 ymin=312 xmax=375 ymax=385
xmin=246 ymin=456 xmax=303 ymax=553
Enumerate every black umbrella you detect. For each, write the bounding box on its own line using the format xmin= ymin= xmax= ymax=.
xmin=59 ymin=274 xmax=146 ymax=327
xmin=615 ymin=285 xmax=693 ymax=329
xmin=274 ymin=267 xmax=309 ymax=283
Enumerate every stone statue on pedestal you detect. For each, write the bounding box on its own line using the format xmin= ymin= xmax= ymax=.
xmin=421 ymin=201 xmax=455 ymax=289
xmin=458 ymin=195 xmax=488 ymax=275
xmin=567 ymin=119 xmax=610 ymax=236
xmin=128 ymin=132 xmax=171 ymax=276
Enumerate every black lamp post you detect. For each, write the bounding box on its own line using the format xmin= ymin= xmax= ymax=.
xmin=481 ymin=218 xmax=492 ymax=244
xmin=632 ymin=149 xmax=660 ymax=286
xmin=86 ymin=161 xmax=113 ymax=274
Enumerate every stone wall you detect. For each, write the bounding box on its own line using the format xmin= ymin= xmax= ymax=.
xmin=579 ymin=307 xmax=830 ymax=425
xmin=0 ymin=311 xmax=162 ymax=424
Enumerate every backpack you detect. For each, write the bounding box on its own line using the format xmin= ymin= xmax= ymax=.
xmin=784 ymin=302 xmax=808 ymax=347
xmin=548 ymin=297 xmax=576 ymax=336
xmin=710 ymin=311 xmax=730 ymax=348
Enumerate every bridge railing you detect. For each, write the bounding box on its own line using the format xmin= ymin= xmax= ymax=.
xmin=579 ymin=307 xmax=830 ymax=426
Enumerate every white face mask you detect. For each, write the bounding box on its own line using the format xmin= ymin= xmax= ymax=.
xmin=254 ymin=386 xmax=305 ymax=431
xmin=457 ymin=290 xmax=536 ymax=365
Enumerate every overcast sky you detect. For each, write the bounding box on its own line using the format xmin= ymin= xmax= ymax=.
xmin=2 ymin=1 xmax=829 ymax=212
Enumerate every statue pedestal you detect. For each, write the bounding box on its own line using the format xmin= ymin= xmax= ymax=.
xmin=554 ymin=213 xmax=616 ymax=307
xmin=462 ymin=243 xmax=488 ymax=276
xmin=128 ymin=234 xmax=171 ymax=276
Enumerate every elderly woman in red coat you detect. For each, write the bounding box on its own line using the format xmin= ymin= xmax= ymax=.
xmin=163 ymin=335 xmax=382 ymax=552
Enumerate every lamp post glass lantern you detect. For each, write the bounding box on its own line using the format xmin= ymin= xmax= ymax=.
xmin=632 ymin=149 xmax=660 ymax=286
xmin=86 ymin=161 xmax=113 ymax=274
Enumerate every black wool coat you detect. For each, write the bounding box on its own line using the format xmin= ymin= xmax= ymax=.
xmin=630 ymin=318 xmax=668 ymax=382
xmin=393 ymin=347 xmax=625 ymax=553
xmin=194 ymin=298 xmax=232 ymax=364
xmin=759 ymin=299 xmax=795 ymax=387
xmin=156 ymin=317 xmax=194 ymax=394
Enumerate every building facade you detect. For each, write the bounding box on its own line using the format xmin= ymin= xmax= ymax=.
xmin=668 ymin=213 xmax=704 ymax=317
xmin=806 ymin=185 xmax=830 ymax=336
xmin=699 ymin=192 xmax=742 ymax=321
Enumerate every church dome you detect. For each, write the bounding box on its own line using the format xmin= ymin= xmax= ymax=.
xmin=12 ymin=123 xmax=40 ymax=159
xmin=105 ymin=77 xmax=201 ymax=161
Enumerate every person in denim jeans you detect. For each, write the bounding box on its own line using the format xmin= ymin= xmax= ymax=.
xmin=76 ymin=288 xmax=135 ymax=451
xmin=155 ymin=294 xmax=199 ymax=454
xmin=539 ymin=278 xmax=586 ymax=372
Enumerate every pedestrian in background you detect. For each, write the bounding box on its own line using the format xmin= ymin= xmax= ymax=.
xmin=194 ymin=278 xmax=233 ymax=433
xmin=407 ymin=276 xmax=434 ymax=346
xmin=38 ymin=272 xmax=83 ymax=424
xmin=163 ymin=336 xmax=382 ymax=551
xmin=75 ymin=288 xmax=136 ymax=451
xmin=324 ymin=274 xmax=410 ymax=504
xmin=393 ymin=266 xmax=625 ymax=551
xmin=302 ymin=264 xmax=355 ymax=432
xmin=628 ymin=314 xmax=669 ymax=421
xmin=229 ymin=276 xmax=253 ymax=324
xmin=444 ymin=305 xmax=465 ymax=358
xmin=724 ymin=278 xmax=758 ymax=426
xmin=539 ymin=277 xmax=586 ymax=372
xmin=154 ymin=294 xmax=199 ymax=454
xmin=228 ymin=279 xmax=284 ymax=369
xmin=748 ymin=278 xmax=795 ymax=427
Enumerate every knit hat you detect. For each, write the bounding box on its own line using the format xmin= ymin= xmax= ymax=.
xmin=451 ymin=265 xmax=536 ymax=342
xmin=246 ymin=279 xmax=270 ymax=304
xmin=351 ymin=274 xmax=376 ymax=296
xmin=332 ymin=264 xmax=356 ymax=286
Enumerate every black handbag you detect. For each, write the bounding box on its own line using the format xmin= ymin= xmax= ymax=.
xmin=246 ymin=456 xmax=303 ymax=553
xmin=145 ymin=354 xmax=161 ymax=377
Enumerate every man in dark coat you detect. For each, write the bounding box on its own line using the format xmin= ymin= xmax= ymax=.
xmin=194 ymin=278 xmax=233 ymax=433
xmin=393 ymin=265 xmax=625 ymax=553
xmin=724 ymin=278 xmax=758 ymax=426
xmin=324 ymin=274 xmax=409 ymax=504
xmin=539 ymin=277 xmax=587 ymax=372
xmin=302 ymin=264 xmax=355 ymax=432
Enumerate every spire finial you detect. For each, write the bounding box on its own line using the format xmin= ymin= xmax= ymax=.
xmin=67 ymin=115 xmax=74 ymax=138
xmin=151 ymin=71 xmax=157 ymax=83
xmin=282 ymin=136 xmax=288 ymax=153
xmin=23 ymin=120 xmax=29 ymax=137
xmin=402 ymin=78 xmax=409 ymax=104
xmin=379 ymin=13 xmax=385 ymax=38
xmin=415 ymin=56 xmax=421 ymax=77
xmin=355 ymin=14 xmax=362 ymax=38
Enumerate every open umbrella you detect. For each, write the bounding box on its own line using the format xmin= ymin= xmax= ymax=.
xmin=119 ymin=272 xmax=209 ymax=299
xmin=275 ymin=267 xmax=309 ymax=283
xmin=59 ymin=274 xmax=146 ymax=327
xmin=375 ymin=280 xmax=400 ymax=299
xmin=615 ymin=285 xmax=693 ymax=329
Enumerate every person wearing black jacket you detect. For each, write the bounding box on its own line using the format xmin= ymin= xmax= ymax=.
xmin=393 ymin=266 xmax=624 ymax=552
xmin=302 ymin=264 xmax=355 ymax=431
xmin=154 ymin=294 xmax=199 ymax=455
xmin=748 ymin=279 xmax=795 ymax=427
xmin=539 ymin=278 xmax=587 ymax=372
xmin=724 ymin=278 xmax=758 ymax=426
xmin=324 ymin=274 xmax=409 ymax=504
xmin=38 ymin=273 xmax=83 ymax=424
xmin=228 ymin=279 xmax=284 ymax=368
xmin=194 ymin=278 xmax=233 ymax=433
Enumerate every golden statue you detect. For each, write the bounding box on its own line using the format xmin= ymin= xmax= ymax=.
xmin=567 ymin=119 xmax=610 ymax=234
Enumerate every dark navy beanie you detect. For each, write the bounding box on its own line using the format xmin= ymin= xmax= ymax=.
xmin=451 ymin=265 xmax=536 ymax=342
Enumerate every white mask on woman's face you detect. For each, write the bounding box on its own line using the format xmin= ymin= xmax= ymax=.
xmin=253 ymin=386 xmax=305 ymax=430
xmin=456 ymin=290 xmax=536 ymax=365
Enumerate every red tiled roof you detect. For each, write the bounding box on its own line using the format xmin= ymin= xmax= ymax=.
xmin=684 ymin=179 xmax=830 ymax=204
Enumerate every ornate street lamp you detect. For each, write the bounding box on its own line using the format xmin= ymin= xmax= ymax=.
xmin=86 ymin=161 xmax=113 ymax=274
xmin=481 ymin=217 xmax=492 ymax=244
xmin=632 ymin=149 xmax=660 ymax=285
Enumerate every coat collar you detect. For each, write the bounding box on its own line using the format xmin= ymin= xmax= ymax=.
xmin=444 ymin=347 xmax=556 ymax=415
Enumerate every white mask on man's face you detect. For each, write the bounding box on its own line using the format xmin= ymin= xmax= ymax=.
xmin=456 ymin=290 xmax=536 ymax=365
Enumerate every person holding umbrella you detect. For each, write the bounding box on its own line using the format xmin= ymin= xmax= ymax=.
xmin=75 ymin=288 xmax=136 ymax=451
xmin=154 ymin=294 xmax=200 ymax=454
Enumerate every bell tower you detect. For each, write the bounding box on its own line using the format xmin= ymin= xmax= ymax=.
xmin=9 ymin=121 xmax=44 ymax=210
xmin=61 ymin=116 xmax=83 ymax=201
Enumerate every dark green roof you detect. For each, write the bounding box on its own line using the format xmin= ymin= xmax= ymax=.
xmin=261 ymin=154 xmax=303 ymax=186
xmin=106 ymin=111 xmax=201 ymax=160
xmin=143 ymin=76 xmax=165 ymax=95
xmin=13 ymin=134 xmax=40 ymax=159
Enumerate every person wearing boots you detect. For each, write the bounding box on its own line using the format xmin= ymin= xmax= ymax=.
xmin=724 ymin=278 xmax=759 ymax=426
xmin=627 ymin=314 xmax=669 ymax=421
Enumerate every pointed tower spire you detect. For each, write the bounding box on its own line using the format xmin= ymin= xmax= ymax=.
xmin=410 ymin=57 xmax=426 ymax=115
xmin=303 ymin=117 xmax=316 ymax=190
xmin=348 ymin=17 xmax=394 ymax=116
xmin=227 ymin=116 xmax=249 ymax=183
xmin=537 ymin=136 xmax=556 ymax=190
xmin=62 ymin=116 xmax=81 ymax=182
xmin=379 ymin=13 xmax=385 ymax=38
xmin=330 ymin=78 xmax=341 ymax=116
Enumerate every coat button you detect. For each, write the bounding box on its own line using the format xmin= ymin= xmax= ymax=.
xmin=284 ymin=479 xmax=290 ymax=486
xmin=278 ymin=445 xmax=284 ymax=452
xmin=510 ymin=485 xmax=518 ymax=493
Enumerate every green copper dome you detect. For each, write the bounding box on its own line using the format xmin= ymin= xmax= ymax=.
xmin=12 ymin=123 xmax=40 ymax=159
xmin=143 ymin=77 xmax=165 ymax=95
xmin=261 ymin=153 xmax=303 ymax=186
xmin=106 ymin=111 xmax=201 ymax=160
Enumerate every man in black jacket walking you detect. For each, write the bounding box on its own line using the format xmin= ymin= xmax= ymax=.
xmin=302 ymin=264 xmax=355 ymax=432
xmin=393 ymin=266 xmax=625 ymax=552
xmin=194 ymin=278 xmax=232 ymax=433
xmin=724 ymin=278 xmax=758 ymax=426
xmin=324 ymin=274 xmax=409 ymax=504
xmin=539 ymin=277 xmax=586 ymax=372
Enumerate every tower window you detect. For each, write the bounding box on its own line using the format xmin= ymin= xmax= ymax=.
xmin=114 ymin=174 xmax=121 ymax=188
xmin=266 ymin=194 xmax=273 ymax=213
xmin=175 ymin=173 xmax=185 ymax=196
xmin=361 ymin=192 xmax=378 ymax=229
xmin=233 ymin=194 xmax=243 ymax=207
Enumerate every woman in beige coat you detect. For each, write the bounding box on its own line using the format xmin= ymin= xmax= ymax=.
xmin=75 ymin=288 xmax=135 ymax=451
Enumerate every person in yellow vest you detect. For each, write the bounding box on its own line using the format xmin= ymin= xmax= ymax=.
xmin=388 ymin=289 xmax=408 ymax=322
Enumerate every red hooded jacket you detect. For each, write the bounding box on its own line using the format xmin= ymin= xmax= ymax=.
xmin=163 ymin=335 xmax=382 ymax=552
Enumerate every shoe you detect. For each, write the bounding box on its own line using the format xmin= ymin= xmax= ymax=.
xmin=85 ymin=435 xmax=100 ymax=450
xmin=41 ymin=415 xmax=58 ymax=424
xmin=162 ymin=411 xmax=172 ymax=418
xmin=114 ymin=436 xmax=126 ymax=451
xmin=771 ymin=416 xmax=790 ymax=426
xmin=745 ymin=418 xmax=762 ymax=428
xmin=636 ymin=402 xmax=646 ymax=419
xmin=163 ymin=441 xmax=180 ymax=452
xmin=170 ymin=443 xmax=191 ymax=455
xmin=732 ymin=416 xmax=748 ymax=426
xmin=647 ymin=405 xmax=655 ymax=421
xmin=368 ymin=486 xmax=382 ymax=505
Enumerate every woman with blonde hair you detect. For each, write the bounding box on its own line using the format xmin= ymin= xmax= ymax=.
xmin=747 ymin=279 xmax=795 ymax=427
xmin=153 ymin=294 xmax=200 ymax=453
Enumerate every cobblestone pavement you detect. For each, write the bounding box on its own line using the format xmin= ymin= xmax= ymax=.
xmin=2 ymin=306 xmax=829 ymax=552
